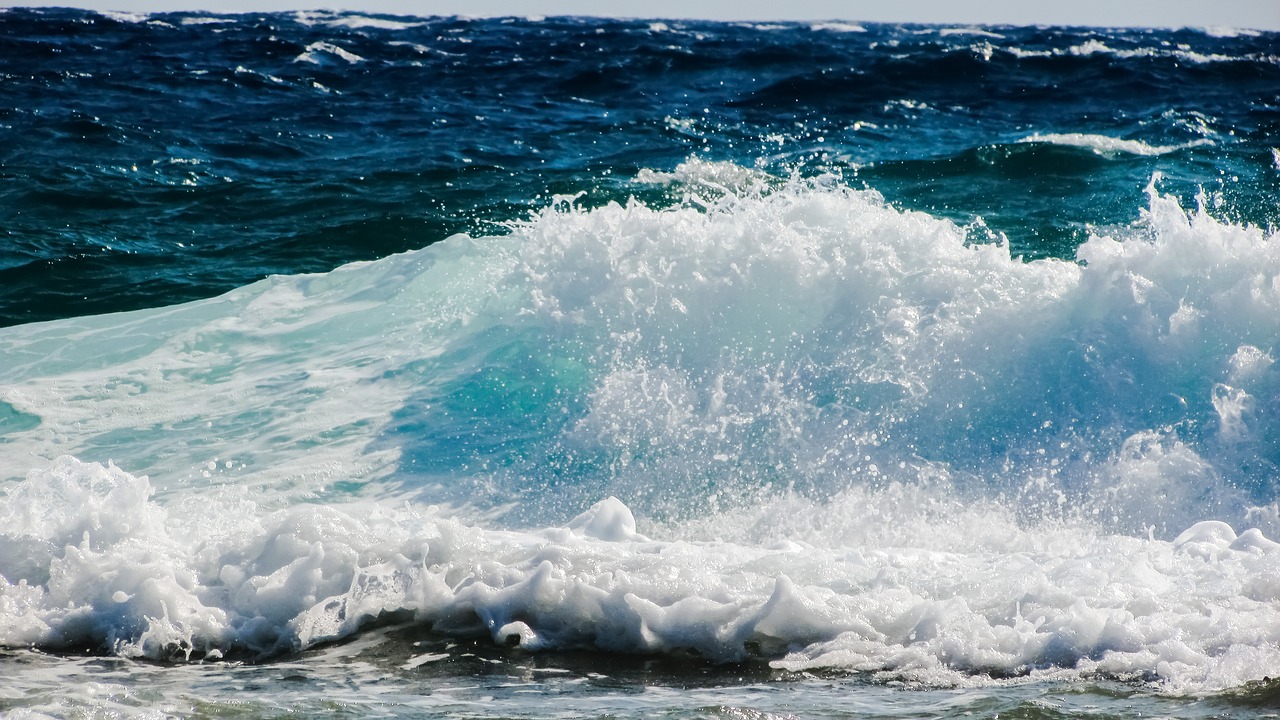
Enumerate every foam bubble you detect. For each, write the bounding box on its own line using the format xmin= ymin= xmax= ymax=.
xmin=566 ymin=496 xmax=646 ymax=541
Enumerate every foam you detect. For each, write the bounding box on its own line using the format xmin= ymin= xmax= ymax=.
xmin=634 ymin=156 xmax=772 ymax=192
xmin=180 ymin=16 xmax=234 ymax=25
xmin=2 ymin=457 xmax=1279 ymax=694
xmin=1019 ymin=132 xmax=1214 ymax=157
xmin=295 ymin=42 xmax=366 ymax=65
xmin=326 ymin=15 xmax=423 ymax=31
xmin=1005 ymin=42 xmax=1253 ymax=65
xmin=96 ymin=10 xmax=149 ymax=24
xmin=1198 ymin=26 xmax=1262 ymax=38
xmin=939 ymin=27 xmax=1005 ymax=38
xmin=810 ymin=22 xmax=866 ymax=33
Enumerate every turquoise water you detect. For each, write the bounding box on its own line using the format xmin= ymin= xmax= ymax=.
xmin=2 ymin=9 xmax=1280 ymax=718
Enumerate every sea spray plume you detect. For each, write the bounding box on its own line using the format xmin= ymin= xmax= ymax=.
xmin=490 ymin=169 xmax=1078 ymax=523
xmin=1058 ymin=175 xmax=1280 ymax=532
xmin=485 ymin=167 xmax=1280 ymax=535
xmin=1 ymin=168 xmax=1277 ymax=530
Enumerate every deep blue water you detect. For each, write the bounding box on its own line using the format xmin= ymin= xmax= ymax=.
xmin=3 ymin=9 xmax=1280 ymax=719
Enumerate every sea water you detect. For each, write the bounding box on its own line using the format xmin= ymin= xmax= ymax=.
xmin=1 ymin=9 xmax=1279 ymax=718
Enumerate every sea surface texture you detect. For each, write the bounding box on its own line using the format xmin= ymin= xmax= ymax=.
xmin=2 ymin=8 xmax=1279 ymax=718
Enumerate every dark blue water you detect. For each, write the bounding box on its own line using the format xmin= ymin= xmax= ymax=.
xmin=1 ymin=9 xmax=1275 ymax=326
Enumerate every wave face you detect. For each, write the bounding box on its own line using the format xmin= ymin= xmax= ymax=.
xmin=3 ymin=175 xmax=1280 ymax=696
xmin=2 ymin=9 xmax=1280 ymax=717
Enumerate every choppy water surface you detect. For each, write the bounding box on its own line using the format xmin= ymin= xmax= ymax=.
xmin=1 ymin=8 xmax=1279 ymax=718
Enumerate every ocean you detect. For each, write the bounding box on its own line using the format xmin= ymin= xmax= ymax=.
xmin=1 ymin=8 xmax=1279 ymax=718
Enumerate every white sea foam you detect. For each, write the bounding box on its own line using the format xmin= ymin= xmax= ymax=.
xmin=809 ymin=22 xmax=866 ymax=33
xmin=1067 ymin=39 xmax=1245 ymax=64
xmin=325 ymin=15 xmax=423 ymax=31
xmin=295 ymin=41 xmax=366 ymax=65
xmin=180 ymin=16 xmax=234 ymax=26
xmin=1 ymin=457 xmax=1279 ymax=694
xmin=1197 ymin=26 xmax=1262 ymax=38
xmin=96 ymin=10 xmax=149 ymax=24
xmin=1019 ymin=132 xmax=1213 ymax=156
xmin=939 ymin=27 xmax=1004 ymax=38
xmin=2 ymin=168 xmax=1280 ymax=692
xmin=1004 ymin=41 xmax=1253 ymax=65
xmin=634 ymin=156 xmax=771 ymax=192
xmin=291 ymin=10 xmax=335 ymax=26
xmin=387 ymin=40 xmax=433 ymax=54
